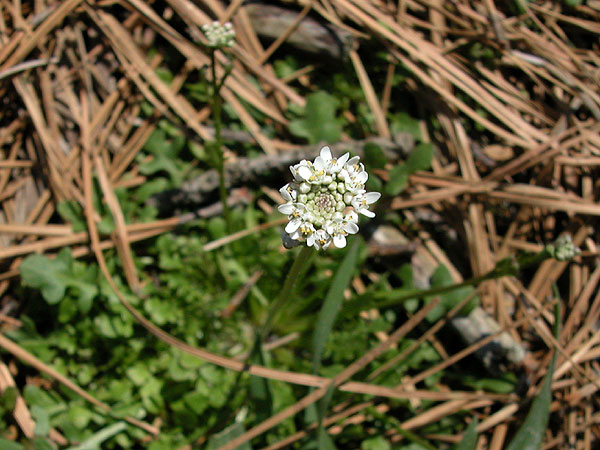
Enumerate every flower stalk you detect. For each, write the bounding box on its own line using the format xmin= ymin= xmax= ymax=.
xmin=202 ymin=21 xmax=235 ymax=231
xmin=260 ymin=245 xmax=313 ymax=338
xmin=208 ymin=49 xmax=232 ymax=231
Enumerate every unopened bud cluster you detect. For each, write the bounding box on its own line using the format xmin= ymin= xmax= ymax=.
xmin=202 ymin=21 xmax=235 ymax=48
xmin=546 ymin=234 xmax=580 ymax=261
xmin=278 ymin=146 xmax=381 ymax=250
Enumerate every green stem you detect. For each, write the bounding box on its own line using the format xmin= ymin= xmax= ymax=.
xmin=261 ymin=245 xmax=313 ymax=339
xmin=210 ymin=50 xmax=232 ymax=231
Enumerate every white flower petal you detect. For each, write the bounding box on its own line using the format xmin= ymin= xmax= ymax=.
xmin=278 ymin=203 xmax=295 ymax=214
xmin=285 ymin=218 xmax=302 ymax=233
xmin=344 ymin=222 xmax=359 ymax=234
xmin=333 ymin=234 xmax=347 ymax=248
xmin=297 ymin=165 xmax=312 ymax=181
xmin=355 ymin=171 xmax=368 ymax=184
xmin=359 ymin=208 xmax=375 ymax=218
xmin=279 ymin=184 xmax=293 ymax=201
xmin=337 ymin=152 xmax=350 ymax=167
xmin=320 ymin=146 xmax=332 ymax=162
xmin=346 ymin=156 xmax=360 ymax=167
xmin=314 ymin=156 xmax=326 ymax=171
xmin=365 ymin=192 xmax=381 ymax=204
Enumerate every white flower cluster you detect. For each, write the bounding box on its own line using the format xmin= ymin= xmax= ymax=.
xmin=278 ymin=146 xmax=381 ymax=250
xmin=546 ymin=234 xmax=581 ymax=261
xmin=202 ymin=21 xmax=235 ymax=48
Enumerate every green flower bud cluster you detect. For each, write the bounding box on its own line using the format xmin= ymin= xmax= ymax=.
xmin=202 ymin=21 xmax=235 ymax=48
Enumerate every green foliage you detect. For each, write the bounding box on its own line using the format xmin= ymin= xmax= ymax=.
xmin=361 ymin=436 xmax=391 ymax=450
xmin=454 ymin=418 xmax=478 ymax=450
xmin=426 ymin=264 xmax=478 ymax=322
xmin=5 ymin=34 xmax=538 ymax=450
xmin=312 ymin=239 xmax=362 ymax=374
xmin=386 ymin=143 xmax=433 ymax=196
xmin=289 ymin=91 xmax=343 ymax=144
xmin=207 ymin=423 xmax=252 ymax=450
xmin=504 ymin=304 xmax=560 ymax=450
xmin=20 ymin=249 xmax=98 ymax=309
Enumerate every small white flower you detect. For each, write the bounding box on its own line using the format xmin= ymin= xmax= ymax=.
xmin=312 ymin=229 xmax=332 ymax=251
xmin=314 ymin=146 xmax=350 ymax=174
xmin=351 ymin=192 xmax=381 ymax=218
xmin=202 ymin=21 xmax=235 ymax=48
xmin=278 ymin=145 xmax=380 ymax=250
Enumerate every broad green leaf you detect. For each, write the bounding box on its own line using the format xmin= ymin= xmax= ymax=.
xmin=56 ymin=201 xmax=86 ymax=232
xmin=427 ymin=265 xmax=477 ymax=322
xmin=504 ymin=303 xmax=560 ymax=450
xmin=31 ymin=405 xmax=50 ymax=437
xmin=386 ymin=164 xmax=409 ymax=195
xmin=361 ymin=436 xmax=391 ymax=450
xmin=0 ymin=386 xmax=17 ymax=411
xmin=20 ymin=251 xmax=71 ymax=304
xmin=406 ymin=143 xmax=433 ymax=173
xmin=20 ymin=249 xmax=98 ymax=307
xmin=289 ymin=91 xmax=342 ymax=144
xmin=207 ymin=422 xmax=252 ymax=450
xmin=390 ymin=111 xmax=421 ymax=140
xmin=33 ymin=439 xmax=54 ymax=450
xmin=454 ymin=418 xmax=479 ymax=450
xmin=363 ymin=142 xmax=387 ymax=169
xmin=0 ymin=439 xmax=24 ymax=450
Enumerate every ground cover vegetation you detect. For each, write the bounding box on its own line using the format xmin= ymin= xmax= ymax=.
xmin=0 ymin=0 xmax=599 ymax=448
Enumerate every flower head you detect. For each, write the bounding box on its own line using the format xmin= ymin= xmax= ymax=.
xmin=546 ymin=234 xmax=581 ymax=261
xmin=202 ymin=21 xmax=235 ymax=48
xmin=278 ymin=146 xmax=381 ymax=250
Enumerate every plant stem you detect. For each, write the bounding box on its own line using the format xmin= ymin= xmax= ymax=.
xmin=261 ymin=245 xmax=313 ymax=339
xmin=210 ymin=49 xmax=232 ymax=231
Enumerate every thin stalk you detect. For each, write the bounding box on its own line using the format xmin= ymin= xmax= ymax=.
xmin=210 ymin=49 xmax=232 ymax=231
xmin=261 ymin=245 xmax=313 ymax=339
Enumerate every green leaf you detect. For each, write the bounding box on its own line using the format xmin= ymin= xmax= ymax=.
xmin=390 ymin=112 xmax=421 ymax=140
xmin=20 ymin=249 xmax=98 ymax=308
xmin=363 ymin=142 xmax=387 ymax=169
xmin=20 ymin=251 xmax=70 ymax=304
xmin=207 ymin=422 xmax=252 ymax=450
xmin=504 ymin=303 xmax=560 ymax=450
xmin=33 ymin=439 xmax=54 ymax=450
xmin=31 ymin=405 xmax=50 ymax=437
xmin=57 ymin=201 xmax=86 ymax=232
xmin=361 ymin=436 xmax=391 ymax=450
xmin=248 ymin=335 xmax=274 ymax=420
xmin=427 ymin=265 xmax=477 ymax=322
xmin=454 ymin=418 xmax=479 ymax=450
xmin=289 ymin=91 xmax=342 ymax=144
xmin=406 ymin=143 xmax=433 ymax=173
xmin=68 ymin=405 xmax=93 ymax=429
xmin=317 ymin=426 xmax=337 ymax=450
xmin=312 ymin=239 xmax=361 ymax=374
xmin=0 ymin=387 xmax=17 ymax=411
xmin=68 ymin=421 xmax=127 ymax=450
xmin=0 ymin=439 xmax=24 ymax=450
xmin=386 ymin=164 xmax=409 ymax=196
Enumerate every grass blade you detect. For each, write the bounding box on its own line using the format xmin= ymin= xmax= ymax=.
xmin=505 ymin=301 xmax=561 ymax=450
xmin=68 ymin=421 xmax=127 ymax=450
xmin=453 ymin=418 xmax=479 ymax=450
xmin=311 ymin=239 xmax=361 ymax=373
